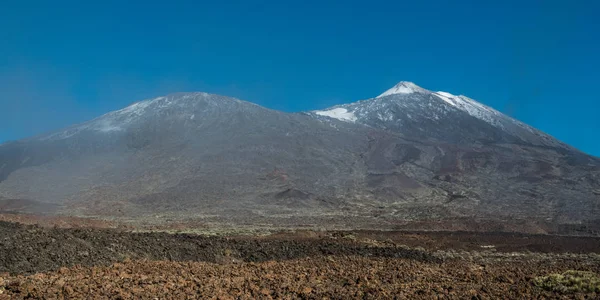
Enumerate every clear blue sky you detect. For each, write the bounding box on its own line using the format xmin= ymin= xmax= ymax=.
xmin=1 ymin=0 xmax=599 ymax=156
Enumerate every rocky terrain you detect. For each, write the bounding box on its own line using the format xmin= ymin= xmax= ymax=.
xmin=3 ymin=256 xmax=600 ymax=299
xmin=0 ymin=222 xmax=599 ymax=299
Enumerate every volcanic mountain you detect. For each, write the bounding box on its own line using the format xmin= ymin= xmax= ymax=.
xmin=1 ymin=82 xmax=598 ymax=233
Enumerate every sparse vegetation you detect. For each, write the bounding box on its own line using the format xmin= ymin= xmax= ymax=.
xmin=534 ymin=270 xmax=600 ymax=293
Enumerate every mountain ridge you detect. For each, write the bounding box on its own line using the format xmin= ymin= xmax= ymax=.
xmin=0 ymin=82 xmax=589 ymax=156
xmin=1 ymin=82 xmax=598 ymax=234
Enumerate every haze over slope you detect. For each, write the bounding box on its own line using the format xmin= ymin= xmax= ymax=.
xmin=1 ymin=82 xmax=598 ymax=233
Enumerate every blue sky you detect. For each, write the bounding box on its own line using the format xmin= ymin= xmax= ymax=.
xmin=1 ymin=0 xmax=599 ymax=156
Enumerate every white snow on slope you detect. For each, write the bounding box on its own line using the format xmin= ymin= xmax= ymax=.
xmin=314 ymin=108 xmax=357 ymax=122
xmin=433 ymin=91 xmax=458 ymax=106
xmin=433 ymin=91 xmax=505 ymax=127
xmin=41 ymin=93 xmax=210 ymax=141
xmin=377 ymin=81 xmax=429 ymax=98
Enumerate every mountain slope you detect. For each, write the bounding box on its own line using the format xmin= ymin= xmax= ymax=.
xmin=309 ymin=82 xmax=600 ymax=231
xmin=1 ymin=85 xmax=598 ymax=233
xmin=0 ymin=93 xmax=372 ymax=217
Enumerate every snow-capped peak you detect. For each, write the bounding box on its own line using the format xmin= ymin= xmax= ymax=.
xmin=377 ymin=81 xmax=429 ymax=98
xmin=377 ymin=82 xmax=517 ymax=130
xmin=311 ymin=81 xmax=552 ymax=146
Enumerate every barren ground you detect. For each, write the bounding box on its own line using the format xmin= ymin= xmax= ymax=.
xmin=0 ymin=219 xmax=599 ymax=299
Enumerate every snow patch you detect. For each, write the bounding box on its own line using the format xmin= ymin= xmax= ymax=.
xmin=119 ymin=99 xmax=154 ymax=116
xmin=433 ymin=91 xmax=509 ymax=128
xmin=377 ymin=81 xmax=429 ymax=98
xmin=95 ymin=119 xmax=123 ymax=132
xmin=434 ymin=91 xmax=458 ymax=106
xmin=314 ymin=108 xmax=357 ymax=122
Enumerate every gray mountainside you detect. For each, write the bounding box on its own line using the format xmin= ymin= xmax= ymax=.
xmin=1 ymin=83 xmax=599 ymax=232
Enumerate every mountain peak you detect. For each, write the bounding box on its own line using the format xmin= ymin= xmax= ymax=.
xmin=37 ymin=92 xmax=262 ymax=141
xmin=377 ymin=81 xmax=429 ymax=98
